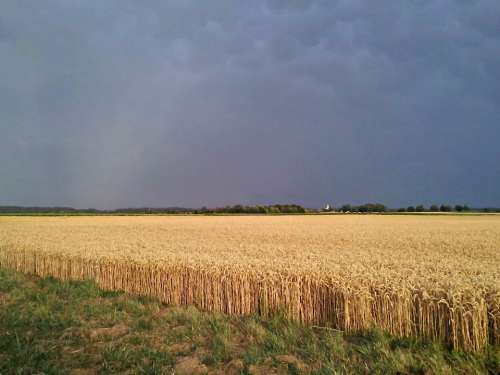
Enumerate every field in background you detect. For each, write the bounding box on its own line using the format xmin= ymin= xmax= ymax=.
xmin=0 ymin=215 xmax=499 ymax=353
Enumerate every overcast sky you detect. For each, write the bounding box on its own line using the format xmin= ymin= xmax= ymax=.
xmin=1 ymin=0 xmax=499 ymax=209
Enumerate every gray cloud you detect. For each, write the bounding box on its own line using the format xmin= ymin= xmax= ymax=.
xmin=1 ymin=0 xmax=499 ymax=208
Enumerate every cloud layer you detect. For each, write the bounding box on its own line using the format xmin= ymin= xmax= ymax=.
xmin=1 ymin=0 xmax=499 ymax=208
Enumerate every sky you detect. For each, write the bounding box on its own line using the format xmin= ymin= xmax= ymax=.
xmin=1 ymin=0 xmax=499 ymax=209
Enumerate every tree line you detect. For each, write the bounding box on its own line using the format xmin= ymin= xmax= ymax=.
xmin=396 ymin=204 xmax=470 ymax=212
xmin=0 ymin=206 xmax=191 ymax=214
xmin=193 ymin=204 xmax=306 ymax=214
xmin=1 ymin=204 xmax=498 ymax=215
xmin=335 ymin=203 xmax=387 ymax=213
xmin=330 ymin=203 xmax=496 ymax=213
xmin=0 ymin=204 xmax=306 ymax=215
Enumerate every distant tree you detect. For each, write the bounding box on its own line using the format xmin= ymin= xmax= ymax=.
xmin=355 ymin=203 xmax=386 ymax=213
xmin=397 ymin=208 xmax=406 ymax=212
xmin=429 ymin=205 xmax=439 ymax=212
xmin=268 ymin=206 xmax=280 ymax=214
xmin=455 ymin=204 xmax=464 ymax=212
xmin=341 ymin=204 xmax=352 ymax=212
xmin=440 ymin=204 xmax=452 ymax=212
xmin=415 ymin=204 xmax=425 ymax=212
xmin=255 ymin=205 xmax=266 ymax=214
xmin=280 ymin=205 xmax=291 ymax=213
xmin=407 ymin=206 xmax=415 ymax=212
xmin=463 ymin=205 xmax=470 ymax=211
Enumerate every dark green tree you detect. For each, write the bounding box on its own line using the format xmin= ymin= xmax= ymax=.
xmin=341 ymin=204 xmax=352 ymax=212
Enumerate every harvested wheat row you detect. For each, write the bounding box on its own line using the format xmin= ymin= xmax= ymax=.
xmin=0 ymin=215 xmax=499 ymax=352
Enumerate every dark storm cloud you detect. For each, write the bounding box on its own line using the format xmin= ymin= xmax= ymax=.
xmin=1 ymin=0 xmax=499 ymax=208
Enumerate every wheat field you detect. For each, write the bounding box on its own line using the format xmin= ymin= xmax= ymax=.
xmin=0 ymin=215 xmax=498 ymax=352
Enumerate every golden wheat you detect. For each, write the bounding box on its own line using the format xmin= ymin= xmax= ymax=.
xmin=0 ymin=215 xmax=499 ymax=352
